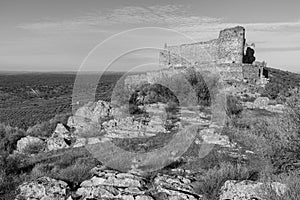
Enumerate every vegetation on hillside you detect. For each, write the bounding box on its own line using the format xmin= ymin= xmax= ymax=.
xmin=0 ymin=73 xmax=123 ymax=129
xmin=0 ymin=69 xmax=300 ymax=199
xmin=262 ymin=67 xmax=300 ymax=100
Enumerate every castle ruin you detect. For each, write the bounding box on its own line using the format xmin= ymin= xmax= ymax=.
xmin=125 ymin=26 xmax=269 ymax=90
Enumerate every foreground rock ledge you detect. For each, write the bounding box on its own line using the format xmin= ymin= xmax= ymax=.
xmin=15 ymin=167 xmax=203 ymax=200
xmin=15 ymin=177 xmax=69 ymax=200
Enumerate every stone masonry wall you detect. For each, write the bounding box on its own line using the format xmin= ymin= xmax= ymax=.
xmin=125 ymin=26 xmax=264 ymax=91
xmin=124 ymin=63 xmax=261 ymax=91
xmin=159 ymin=26 xmax=245 ymax=67
xmin=124 ymin=67 xmax=187 ymax=91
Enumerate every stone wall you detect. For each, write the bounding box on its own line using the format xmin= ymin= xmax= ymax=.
xmin=125 ymin=26 xmax=266 ymax=91
xmin=242 ymin=62 xmax=267 ymax=84
xmin=124 ymin=67 xmax=188 ymax=91
xmin=124 ymin=62 xmax=263 ymax=91
xmin=242 ymin=64 xmax=260 ymax=83
xmin=159 ymin=26 xmax=245 ymax=67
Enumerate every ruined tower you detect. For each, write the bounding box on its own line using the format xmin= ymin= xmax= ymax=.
xmin=218 ymin=26 xmax=245 ymax=64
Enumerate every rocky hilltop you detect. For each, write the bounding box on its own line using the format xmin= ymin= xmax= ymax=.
xmin=5 ymin=26 xmax=300 ymax=200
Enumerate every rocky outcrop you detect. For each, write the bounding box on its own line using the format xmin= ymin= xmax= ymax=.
xmin=75 ymin=167 xmax=152 ymax=200
xmin=45 ymin=123 xmax=72 ymax=151
xmin=72 ymin=137 xmax=102 ymax=148
xmin=67 ymin=100 xmax=117 ymax=136
xmin=199 ymin=127 xmax=234 ymax=148
xmin=102 ymin=116 xmax=166 ymax=138
xmin=219 ymin=180 xmax=286 ymax=200
xmin=73 ymin=167 xmax=201 ymax=200
xmin=52 ymin=123 xmax=71 ymax=139
xmin=16 ymin=136 xmax=44 ymax=153
xmin=253 ymin=97 xmax=270 ymax=108
xmin=243 ymin=100 xmax=284 ymax=113
xmin=46 ymin=137 xmax=69 ymax=151
xmin=15 ymin=177 xmax=69 ymax=200
xmin=153 ymin=174 xmax=201 ymax=200
xmin=75 ymin=100 xmax=116 ymax=122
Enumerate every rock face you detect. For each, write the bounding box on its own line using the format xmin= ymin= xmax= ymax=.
xmin=75 ymin=100 xmax=115 ymax=122
xmin=68 ymin=100 xmax=212 ymax=139
xmin=45 ymin=123 xmax=72 ymax=151
xmin=16 ymin=136 xmax=44 ymax=153
xmin=76 ymin=167 xmax=152 ymax=200
xmin=15 ymin=177 xmax=69 ymax=200
xmin=46 ymin=137 xmax=69 ymax=151
xmin=67 ymin=115 xmax=103 ymax=137
xmin=52 ymin=123 xmax=71 ymax=139
xmin=67 ymin=100 xmax=113 ymax=135
xmin=153 ymin=174 xmax=200 ymax=200
xmin=74 ymin=167 xmax=200 ymax=200
xmin=219 ymin=180 xmax=286 ymax=200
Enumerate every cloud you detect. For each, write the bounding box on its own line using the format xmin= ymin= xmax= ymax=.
xmin=17 ymin=4 xmax=300 ymax=44
xmin=17 ymin=5 xmax=222 ymax=32
xmin=172 ymin=20 xmax=300 ymax=40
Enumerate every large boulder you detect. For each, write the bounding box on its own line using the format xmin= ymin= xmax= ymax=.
xmin=254 ymin=97 xmax=270 ymax=108
xmin=76 ymin=167 xmax=152 ymax=200
xmin=46 ymin=137 xmax=69 ymax=151
xmin=52 ymin=123 xmax=71 ymax=139
xmin=74 ymin=100 xmax=116 ymax=122
xmin=219 ymin=180 xmax=286 ymax=200
xmin=44 ymin=123 xmax=73 ymax=152
xmin=15 ymin=177 xmax=69 ymax=200
xmin=16 ymin=136 xmax=44 ymax=153
xmin=67 ymin=115 xmax=103 ymax=137
xmin=67 ymin=100 xmax=118 ymax=136
xmin=153 ymin=174 xmax=201 ymax=200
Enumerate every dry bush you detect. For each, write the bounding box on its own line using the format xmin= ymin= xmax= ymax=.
xmin=194 ymin=162 xmax=254 ymax=200
xmin=22 ymin=142 xmax=45 ymax=155
xmin=26 ymin=113 xmax=71 ymax=138
xmin=260 ymin=171 xmax=300 ymax=200
xmin=29 ymin=149 xmax=98 ymax=188
xmin=30 ymin=163 xmax=53 ymax=179
xmin=0 ymin=124 xmax=25 ymax=154
xmin=225 ymin=95 xmax=243 ymax=117
xmin=227 ymin=88 xmax=300 ymax=174
xmin=53 ymin=162 xmax=92 ymax=188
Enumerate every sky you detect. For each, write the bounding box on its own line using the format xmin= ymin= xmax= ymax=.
xmin=0 ymin=0 xmax=300 ymax=72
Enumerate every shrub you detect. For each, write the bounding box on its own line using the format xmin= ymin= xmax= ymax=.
xmin=53 ymin=162 xmax=92 ymax=188
xmin=227 ymin=89 xmax=300 ymax=174
xmin=260 ymin=171 xmax=300 ymax=200
xmin=225 ymin=95 xmax=243 ymax=117
xmin=0 ymin=124 xmax=25 ymax=154
xmin=26 ymin=113 xmax=71 ymax=138
xmin=54 ymin=150 xmax=88 ymax=168
xmin=22 ymin=142 xmax=45 ymax=155
xmin=194 ymin=162 xmax=254 ymax=200
xmin=30 ymin=163 xmax=53 ymax=179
